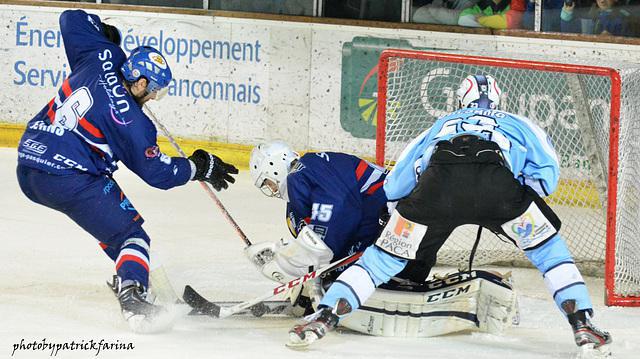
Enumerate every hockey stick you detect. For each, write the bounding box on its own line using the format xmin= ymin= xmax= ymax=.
xmin=183 ymin=286 xmax=290 ymax=317
xmin=144 ymin=105 xmax=251 ymax=246
xmin=182 ymin=251 xmax=364 ymax=318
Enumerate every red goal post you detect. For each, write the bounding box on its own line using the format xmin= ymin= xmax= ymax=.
xmin=376 ymin=49 xmax=640 ymax=306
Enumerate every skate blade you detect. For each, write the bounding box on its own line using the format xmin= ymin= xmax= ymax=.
xmin=574 ymin=343 xmax=612 ymax=359
xmin=285 ymin=332 xmax=318 ymax=349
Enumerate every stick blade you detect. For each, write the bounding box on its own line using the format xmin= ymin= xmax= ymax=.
xmin=182 ymin=285 xmax=221 ymax=318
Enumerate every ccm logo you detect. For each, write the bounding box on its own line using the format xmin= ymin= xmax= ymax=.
xmin=273 ymin=272 xmax=317 ymax=295
xmin=426 ymin=284 xmax=471 ymax=303
xmin=53 ymin=154 xmax=88 ymax=171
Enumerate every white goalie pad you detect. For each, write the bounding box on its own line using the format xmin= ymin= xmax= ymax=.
xmin=339 ymin=270 xmax=518 ymax=338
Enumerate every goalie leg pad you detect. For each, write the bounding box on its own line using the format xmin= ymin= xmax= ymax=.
xmin=339 ymin=270 xmax=517 ymax=337
xmin=319 ymin=246 xmax=407 ymax=313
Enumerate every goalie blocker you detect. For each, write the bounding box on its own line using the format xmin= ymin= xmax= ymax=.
xmin=339 ymin=270 xmax=518 ymax=337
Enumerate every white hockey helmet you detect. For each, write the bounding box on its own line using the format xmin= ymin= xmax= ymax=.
xmin=456 ymin=74 xmax=501 ymax=110
xmin=249 ymin=141 xmax=299 ymax=199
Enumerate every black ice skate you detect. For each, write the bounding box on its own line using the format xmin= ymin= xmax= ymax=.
xmin=287 ymin=306 xmax=339 ymax=348
xmin=109 ymin=275 xmax=174 ymax=333
xmin=562 ymin=300 xmax=612 ymax=350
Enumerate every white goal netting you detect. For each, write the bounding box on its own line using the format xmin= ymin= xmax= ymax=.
xmin=377 ymin=50 xmax=640 ymax=304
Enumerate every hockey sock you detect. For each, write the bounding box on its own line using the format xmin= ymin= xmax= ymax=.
xmin=525 ymin=234 xmax=593 ymax=312
xmin=115 ymin=234 xmax=151 ymax=288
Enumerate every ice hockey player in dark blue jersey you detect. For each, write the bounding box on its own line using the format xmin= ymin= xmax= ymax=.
xmin=15 ymin=9 xmax=237 ymax=332
xmin=287 ymin=75 xmax=612 ymax=353
xmin=245 ymin=141 xmax=388 ymax=289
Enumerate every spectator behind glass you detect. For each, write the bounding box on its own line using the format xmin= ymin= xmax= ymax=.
xmin=561 ymin=0 xmax=634 ymax=36
xmin=458 ymin=0 xmax=526 ymax=29
xmin=522 ymin=0 xmax=565 ymax=31
xmin=324 ymin=0 xmax=402 ymax=21
xmin=413 ymin=0 xmax=478 ymax=25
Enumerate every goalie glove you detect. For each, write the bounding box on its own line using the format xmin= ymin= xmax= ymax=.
xmin=244 ymin=226 xmax=333 ymax=284
xmin=245 ymin=241 xmax=276 ymax=269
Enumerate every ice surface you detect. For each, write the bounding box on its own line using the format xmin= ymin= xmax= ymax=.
xmin=1 ymin=148 xmax=638 ymax=358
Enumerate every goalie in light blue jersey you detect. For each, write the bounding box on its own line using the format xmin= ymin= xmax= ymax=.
xmin=288 ymin=74 xmax=612 ymax=350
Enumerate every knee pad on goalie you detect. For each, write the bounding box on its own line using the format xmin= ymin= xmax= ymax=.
xmin=338 ymin=270 xmax=518 ymax=337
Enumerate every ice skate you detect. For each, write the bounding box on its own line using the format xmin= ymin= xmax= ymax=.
xmin=286 ymin=306 xmax=339 ymax=348
xmin=109 ymin=275 xmax=175 ymax=333
xmin=562 ymin=300 xmax=611 ymax=358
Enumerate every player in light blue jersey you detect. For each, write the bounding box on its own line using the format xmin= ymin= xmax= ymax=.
xmin=288 ymin=75 xmax=611 ymax=351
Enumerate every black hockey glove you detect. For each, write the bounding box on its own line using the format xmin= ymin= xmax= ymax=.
xmin=188 ymin=149 xmax=238 ymax=191
xmin=102 ymin=23 xmax=121 ymax=46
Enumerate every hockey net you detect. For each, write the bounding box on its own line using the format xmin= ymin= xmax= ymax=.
xmin=376 ymin=49 xmax=640 ymax=306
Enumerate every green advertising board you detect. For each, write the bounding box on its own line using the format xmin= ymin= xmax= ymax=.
xmin=340 ymin=36 xmax=431 ymax=139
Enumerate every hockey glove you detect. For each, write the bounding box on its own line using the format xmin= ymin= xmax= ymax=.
xmin=245 ymin=241 xmax=276 ymax=268
xmin=102 ymin=23 xmax=121 ymax=46
xmin=188 ymin=149 xmax=238 ymax=191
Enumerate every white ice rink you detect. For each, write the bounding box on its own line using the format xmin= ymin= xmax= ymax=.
xmin=1 ymin=147 xmax=639 ymax=359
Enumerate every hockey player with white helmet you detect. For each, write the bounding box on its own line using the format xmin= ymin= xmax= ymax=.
xmin=287 ymin=74 xmax=612 ymax=353
xmin=16 ymin=9 xmax=238 ymax=333
xmin=245 ymin=140 xmax=519 ymax=338
xmin=246 ymin=141 xmax=387 ymax=288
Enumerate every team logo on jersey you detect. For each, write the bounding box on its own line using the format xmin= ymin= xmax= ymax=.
xmin=511 ymin=213 xmax=534 ymax=239
xmin=502 ymin=202 xmax=557 ymax=250
xmin=145 ymin=146 xmax=160 ymax=158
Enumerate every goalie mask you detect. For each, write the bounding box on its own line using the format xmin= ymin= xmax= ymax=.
xmin=456 ymin=74 xmax=501 ymax=110
xmin=250 ymin=141 xmax=299 ymax=200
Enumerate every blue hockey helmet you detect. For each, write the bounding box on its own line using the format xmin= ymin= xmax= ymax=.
xmin=456 ymin=74 xmax=501 ymax=110
xmin=120 ymin=46 xmax=172 ymax=97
